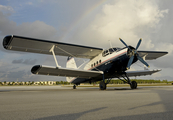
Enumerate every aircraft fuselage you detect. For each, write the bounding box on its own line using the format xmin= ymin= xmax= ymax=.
xmin=84 ymin=47 xmax=137 ymax=73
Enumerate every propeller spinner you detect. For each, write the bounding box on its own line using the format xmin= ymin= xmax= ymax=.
xmin=119 ymin=38 xmax=150 ymax=70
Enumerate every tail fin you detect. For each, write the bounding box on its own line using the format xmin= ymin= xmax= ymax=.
xmin=66 ymin=57 xmax=77 ymax=69
xmin=66 ymin=57 xmax=77 ymax=82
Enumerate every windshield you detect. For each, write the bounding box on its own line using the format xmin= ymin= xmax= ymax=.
xmin=102 ymin=48 xmax=121 ymax=57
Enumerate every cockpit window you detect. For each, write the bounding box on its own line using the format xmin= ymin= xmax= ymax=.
xmin=109 ymin=49 xmax=113 ymax=54
xmin=115 ymin=48 xmax=121 ymax=51
xmin=102 ymin=50 xmax=109 ymax=57
xmin=113 ymin=48 xmax=117 ymax=51
xmin=102 ymin=47 xmax=122 ymax=57
xmin=109 ymin=48 xmax=116 ymax=54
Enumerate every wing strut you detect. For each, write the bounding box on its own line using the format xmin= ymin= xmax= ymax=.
xmin=49 ymin=45 xmax=61 ymax=67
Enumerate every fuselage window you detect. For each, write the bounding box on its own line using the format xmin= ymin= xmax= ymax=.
xmin=91 ymin=64 xmax=93 ymax=68
xmin=96 ymin=61 xmax=98 ymax=65
xmin=99 ymin=60 xmax=101 ymax=63
xmin=94 ymin=63 xmax=95 ymax=66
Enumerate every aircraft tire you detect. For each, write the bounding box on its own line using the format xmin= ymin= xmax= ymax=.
xmin=99 ymin=81 xmax=106 ymax=90
xmin=73 ymin=85 xmax=76 ymax=89
xmin=131 ymin=81 xmax=137 ymax=89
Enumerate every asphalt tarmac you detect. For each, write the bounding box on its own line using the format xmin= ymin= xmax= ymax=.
xmin=0 ymin=85 xmax=173 ymax=120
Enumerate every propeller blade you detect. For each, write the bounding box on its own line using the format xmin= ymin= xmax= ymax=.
xmin=119 ymin=38 xmax=132 ymax=51
xmin=136 ymin=38 xmax=142 ymax=50
xmin=127 ymin=56 xmax=134 ymax=70
xmin=137 ymin=54 xmax=150 ymax=68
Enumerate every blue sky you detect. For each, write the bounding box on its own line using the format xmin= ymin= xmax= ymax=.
xmin=0 ymin=0 xmax=173 ymax=82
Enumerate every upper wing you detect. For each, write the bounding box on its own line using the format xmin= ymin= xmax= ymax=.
xmin=31 ymin=65 xmax=103 ymax=78
xmin=3 ymin=35 xmax=103 ymax=59
xmin=125 ymin=69 xmax=161 ymax=77
xmin=138 ymin=51 xmax=168 ymax=60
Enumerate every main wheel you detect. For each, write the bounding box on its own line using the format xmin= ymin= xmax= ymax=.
xmin=73 ymin=85 xmax=76 ymax=89
xmin=99 ymin=81 xmax=106 ymax=90
xmin=130 ymin=81 xmax=137 ymax=89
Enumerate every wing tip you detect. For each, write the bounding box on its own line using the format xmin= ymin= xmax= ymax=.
xmin=3 ymin=35 xmax=13 ymax=49
xmin=31 ymin=65 xmax=41 ymax=74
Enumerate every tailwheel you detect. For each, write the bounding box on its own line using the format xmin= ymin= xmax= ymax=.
xmin=130 ymin=81 xmax=137 ymax=89
xmin=99 ymin=81 xmax=107 ymax=90
xmin=73 ymin=85 xmax=76 ymax=89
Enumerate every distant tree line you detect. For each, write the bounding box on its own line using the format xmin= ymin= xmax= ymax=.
xmin=0 ymin=79 xmax=172 ymax=86
xmin=0 ymin=81 xmax=70 ymax=86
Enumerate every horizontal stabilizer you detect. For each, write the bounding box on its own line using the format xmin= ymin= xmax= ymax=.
xmin=3 ymin=35 xmax=103 ymax=59
xmin=125 ymin=69 xmax=161 ymax=77
xmin=31 ymin=65 xmax=103 ymax=78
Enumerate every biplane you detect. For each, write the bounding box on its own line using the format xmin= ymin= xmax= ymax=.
xmin=3 ymin=35 xmax=168 ymax=90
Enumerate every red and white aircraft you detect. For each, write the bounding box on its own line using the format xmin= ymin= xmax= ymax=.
xmin=3 ymin=35 xmax=168 ymax=90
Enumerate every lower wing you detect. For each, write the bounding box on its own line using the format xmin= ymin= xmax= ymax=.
xmin=125 ymin=69 xmax=161 ymax=77
xmin=31 ymin=65 xmax=103 ymax=79
xmin=31 ymin=65 xmax=161 ymax=83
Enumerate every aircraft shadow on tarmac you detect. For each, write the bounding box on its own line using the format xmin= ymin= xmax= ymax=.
xmin=35 ymin=107 xmax=107 ymax=120
xmin=85 ymin=86 xmax=162 ymax=91
xmin=34 ymin=88 xmax=173 ymax=120
xmin=35 ymin=108 xmax=173 ymax=120
xmin=129 ymin=89 xmax=173 ymax=110
xmin=0 ymin=87 xmax=142 ymax=92
xmin=103 ymin=111 xmax=173 ymax=120
xmin=105 ymin=89 xmax=173 ymax=120
xmin=85 ymin=87 xmax=138 ymax=91
xmin=113 ymin=88 xmax=132 ymax=90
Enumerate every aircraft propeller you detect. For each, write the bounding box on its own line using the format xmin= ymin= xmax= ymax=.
xmin=119 ymin=38 xmax=150 ymax=70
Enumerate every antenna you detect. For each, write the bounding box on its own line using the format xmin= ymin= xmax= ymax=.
xmin=108 ymin=40 xmax=114 ymax=51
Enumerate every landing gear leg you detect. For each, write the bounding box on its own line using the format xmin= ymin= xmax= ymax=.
xmin=119 ymin=73 xmax=138 ymax=89
xmin=99 ymin=73 xmax=107 ymax=90
xmin=124 ymin=74 xmax=137 ymax=89
xmin=73 ymin=85 xmax=76 ymax=89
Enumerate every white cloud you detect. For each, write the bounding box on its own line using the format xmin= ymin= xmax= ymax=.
xmin=156 ymin=42 xmax=173 ymax=55
xmin=150 ymin=42 xmax=173 ymax=69
xmin=0 ymin=12 xmax=57 ymax=39
xmin=0 ymin=4 xmax=57 ymax=39
xmin=26 ymin=2 xmax=33 ymax=5
xmin=0 ymin=5 xmax=14 ymax=13
xmin=75 ymin=0 xmax=168 ymax=50
xmin=17 ymin=20 xmax=57 ymax=39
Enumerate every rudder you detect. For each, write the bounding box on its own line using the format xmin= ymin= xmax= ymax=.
xmin=66 ymin=57 xmax=77 ymax=82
